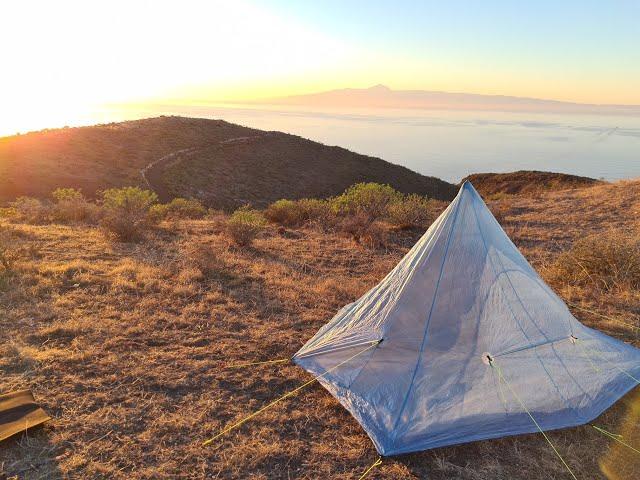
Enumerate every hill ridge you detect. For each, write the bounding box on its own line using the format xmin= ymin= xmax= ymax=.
xmin=0 ymin=116 xmax=457 ymax=208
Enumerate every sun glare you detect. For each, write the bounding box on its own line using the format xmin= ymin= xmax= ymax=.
xmin=0 ymin=0 xmax=356 ymax=135
xmin=1 ymin=0 xmax=639 ymax=136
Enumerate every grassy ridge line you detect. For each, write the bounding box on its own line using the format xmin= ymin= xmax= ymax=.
xmin=463 ymin=170 xmax=601 ymax=197
xmin=0 ymin=117 xmax=259 ymax=201
xmin=0 ymin=116 xmax=457 ymax=207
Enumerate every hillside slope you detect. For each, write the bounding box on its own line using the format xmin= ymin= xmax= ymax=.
xmin=0 ymin=117 xmax=258 ymax=201
xmin=0 ymin=116 xmax=456 ymax=206
xmin=463 ymin=170 xmax=601 ymax=197
xmin=162 ymin=133 xmax=456 ymax=209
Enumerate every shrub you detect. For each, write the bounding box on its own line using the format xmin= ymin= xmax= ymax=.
xmin=360 ymin=221 xmax=388 ymax=249
xmin=51 ymin=188 xmax=101 ymax=224
xmin=265 ymin=198 xmax=334 ymax=228
xmin=100 ymin=187 xmax=159 ymax=241
xmin=150 ymin=197 xmax=207 ymax=221
xmin=226 ymin=206 xmax=266 ymax=246
xmin=0 ymin=228 xmax=19 ymax=272
xmin=51 ymin=187 xmax=83 ymax=203
xmin=331 ymin=183 xmax=401 ymax=221
xmin=551 ymin=231 xmax=640 ymax=291
xmin=0 ymin=207 xmax=16 ymax=218
xmin=298 ymin=198 xmax=333 ymax=225
xmin=101 ymin=186 xmax=158 ymax=211
xmin=265 ymin=199 xmax=306 ymax=226
xmin=386 ymin=194 xmax=433 ymax=229
xmin=0 ymin=227 xmax=22 ymax=290
xmin=339 ymin=212 xmax=388 ymax=249
xmin=12 ymin=197 xmax=51 ymax=224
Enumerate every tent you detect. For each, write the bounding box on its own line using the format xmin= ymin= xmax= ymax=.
xmin=293 ymin=181 xmax=640 ymax=456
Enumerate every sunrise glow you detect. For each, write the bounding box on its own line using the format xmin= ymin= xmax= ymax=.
xmin=2 ymin=0 xmax=640 ymax=135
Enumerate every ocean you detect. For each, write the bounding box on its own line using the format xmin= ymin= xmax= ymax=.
xmin=10 ymin=104 xmax=640 ymax=183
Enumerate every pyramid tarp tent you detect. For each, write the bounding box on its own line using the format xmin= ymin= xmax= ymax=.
xmin=293 ymin=181 xmax=640 ymax=456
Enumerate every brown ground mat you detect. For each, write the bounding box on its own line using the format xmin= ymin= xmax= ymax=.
xmin=0 ymin=389 xmax=51 ymax=442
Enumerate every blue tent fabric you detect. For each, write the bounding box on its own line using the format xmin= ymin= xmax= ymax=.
xmin=293 ymin=181 xmax=640 ymax=456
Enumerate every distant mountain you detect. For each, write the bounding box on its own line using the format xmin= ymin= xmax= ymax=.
xmin=0 ymin=116 xmax=457 ymax=207
xmin=253 ymin=85 xmax=640 ymax=115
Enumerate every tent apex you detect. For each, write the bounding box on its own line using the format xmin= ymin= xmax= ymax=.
xmin=459 ymin=179 xmax=475 ymax=194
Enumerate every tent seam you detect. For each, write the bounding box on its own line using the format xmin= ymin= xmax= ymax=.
xmin=388 ymin=186 xmax=466 ymax=447
xmin=346 ymin=205 xmax=455 ymax=390
xmin=469 ymin=189 xmax=585 ymax=421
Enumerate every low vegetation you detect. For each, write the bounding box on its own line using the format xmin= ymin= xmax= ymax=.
xmin=386 ymin=193 xmax=435 ymax=229
xmin=51 ymin=188 xmax=101 ymax=224
xmin=331 ymin=182 xmax=401 ymax=220
xmin=4 ymin=181 xmax=441 ymax=249
xmin=99 ymin=187 xmax=159 ymax=241
xmin=12 ymin=196 xmax=50 ymax=224
xmin=264 ymin=183 xmax=443 ymax=247
xmin=551 ymin=230 xmax=640 ymax=292
xmin=1 ymin=178 xmax=639 ymax=479
xmin=149 ymin=197 xmax=207 ymax=221
xmin=226 ymin=206 xmax=267 ymax=246
xmin=0 ymin=227 xmax=18 ymax=272
xmin=464 ymin=170 xmax=600 ymax=198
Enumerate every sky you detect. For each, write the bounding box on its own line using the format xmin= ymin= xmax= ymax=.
xmin=1 ymin=0 xmax=639 ymax=134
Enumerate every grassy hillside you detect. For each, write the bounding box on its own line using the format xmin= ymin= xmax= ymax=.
xmin=161 ymin=133 xmax=456 ymax=210
xmin=463 ymin=170 xmax=600 ymax=197
xmin=0 ymin=117 xmax=258 ymax=201
xmin=0 ymin=116 xmax=456 ymax=207
xmin=1 ymin=179 xmax=638 ymax=479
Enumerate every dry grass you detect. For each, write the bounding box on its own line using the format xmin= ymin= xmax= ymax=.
xmin=465 ymin=170 xmax=600 ymax=197
xmin=1 ymin=180 xmax=639 ymax=479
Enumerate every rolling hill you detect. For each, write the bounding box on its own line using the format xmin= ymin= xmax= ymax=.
xmin=0 ymin=116 xmax=457 ymax=208
xmin=462 ymin=170 xmax=601 ymax=197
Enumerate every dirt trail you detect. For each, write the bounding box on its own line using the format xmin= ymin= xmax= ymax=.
xmin=140 ymin=147 xmax=199 ymax=202
xmin=140 ymin=136 xmax=263 ymax=202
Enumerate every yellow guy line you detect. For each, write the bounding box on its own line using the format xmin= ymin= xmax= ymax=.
xmin=224 ymin=358 xmax=290 ymax=369
xmin=358 ymin=456 xmax=382 ymax=480
xmin=490 ymin=360 xmax=578 ymax=480
xmin=202 ymin=340 xmax=381 ymax=446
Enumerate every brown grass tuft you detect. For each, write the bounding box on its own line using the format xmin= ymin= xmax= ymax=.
xmin=550 ymin=230 xmax=640 ymax=292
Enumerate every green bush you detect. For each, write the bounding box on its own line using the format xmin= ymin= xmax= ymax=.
xmin=265 ymin=199 xmax=306 ymax=226
xmin=51 ymin=187 xmax=84 ymax=203
xmin=100 ymin=187 xmax=159 ymax=241
xmin=150 ymin=197 xmax=207 ymax=221
xmin=101 ymin=186 xmax=158 ymax=211
xmin=297 ymin=198 xmax=333 ymax=224
xmin=331 ymin=183 xmax=401 ymax=221
xmin=265 ymin=198 xmax=333 ymax=228
xmin=51 ymin=188 xmax=101 ymax=224
xmin=386 ymin=194 xmax=433 ymax=229
xmin=226 ymin=206 xmax=266 ymax=246
xmin=12 ymin=197 xmax=51 ymax=224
